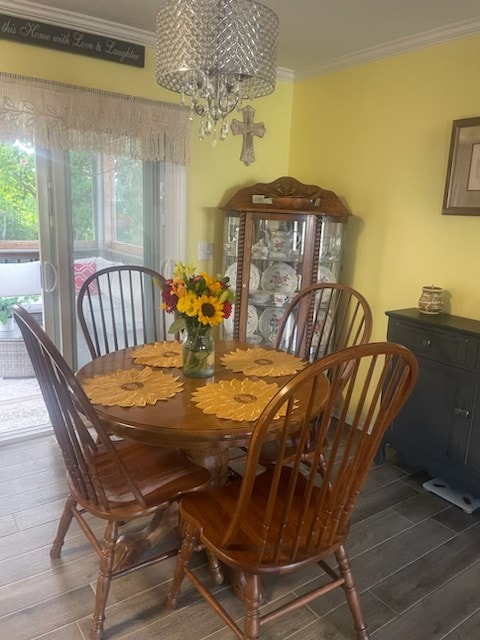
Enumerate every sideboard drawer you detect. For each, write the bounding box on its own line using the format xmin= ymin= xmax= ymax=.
xmin=388 ymin=320 xmax=469 ymax=367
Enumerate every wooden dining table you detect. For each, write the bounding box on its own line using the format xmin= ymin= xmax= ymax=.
xmin=77 ymin=339 xmax=329 ymax=486
xmin=76 ymin=339 xmax=330 ymax=596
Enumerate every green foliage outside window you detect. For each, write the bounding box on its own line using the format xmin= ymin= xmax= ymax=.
xmin=0 ymin=142 xmax=143 ymax=249
xmin=0 ymin=143 xmax=37 ymax=241
xmin=70 ymin=151 xmax=95 ymax=242
xmin=114 ymin=157 xmax=143 ymax=246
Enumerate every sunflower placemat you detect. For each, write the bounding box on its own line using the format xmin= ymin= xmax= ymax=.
xmin=221 ymin=347 xmax=306 ymax=377
xmin=82 ymin=367 xmax=183 ymax=407
xmin=191 ymin=378 xmax=294 ymax=422
xmin=130 ymin=341 xmax=182 ymax=368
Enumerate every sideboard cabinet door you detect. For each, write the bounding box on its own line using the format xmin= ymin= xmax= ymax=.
xmin=455 ymin=379 xmax=480 ymax=488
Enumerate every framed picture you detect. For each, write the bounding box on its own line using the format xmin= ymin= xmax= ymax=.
xmin=442 ymin=117 xmax=480 ymax=215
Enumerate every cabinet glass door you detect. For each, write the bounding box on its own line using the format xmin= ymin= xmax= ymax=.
xmin=248 ymin=218 xmax=304 ymax=346
xmin=319 ymin=219 xmax=344 ymax=282
xmin=222 ymin=213 xmax=344 ymax=346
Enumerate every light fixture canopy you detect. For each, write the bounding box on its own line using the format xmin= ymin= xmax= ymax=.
xmin=155 ymin=0 xmax=279 ymax=142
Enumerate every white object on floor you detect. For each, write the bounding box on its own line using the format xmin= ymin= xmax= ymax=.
xmin=423 ymin=477 xmax=480 ymax=514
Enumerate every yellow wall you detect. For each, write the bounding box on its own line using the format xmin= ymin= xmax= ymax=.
xmin=0 ymin=40 xmax=293 ymax=274
xmin=290 ymin=34 xmax=480 ymax=339
xmin=3 ymin=32 xmax=480 ymax=337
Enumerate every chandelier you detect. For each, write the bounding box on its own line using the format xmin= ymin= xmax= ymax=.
xmin=155 ymin=0 xmax=279 ymax=143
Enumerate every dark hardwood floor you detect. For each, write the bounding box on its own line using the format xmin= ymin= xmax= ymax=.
xmin=1 ymin=435 xmax=480 ymax=639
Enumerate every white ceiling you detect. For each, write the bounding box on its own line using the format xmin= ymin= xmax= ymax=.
xmin=2 ymin=0 xmax=480 ymax=80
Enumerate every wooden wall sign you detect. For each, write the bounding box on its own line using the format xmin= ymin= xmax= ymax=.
xmin=0 ymin=14 xmax=145 ymax=67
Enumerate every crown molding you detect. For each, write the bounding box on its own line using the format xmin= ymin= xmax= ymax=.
xmin=296 ymin=16 xmax=480 ymax=81
xmin=277 ymin=67 xmax=294 ymax=83
xmin=2 ymin=1 xmax=479 ymax=84
xmin=0 ymin=0 xmax=154 ymax=46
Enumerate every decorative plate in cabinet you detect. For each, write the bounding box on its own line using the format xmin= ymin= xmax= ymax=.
xmin=259 ymin=307 xmax=294 ymax=343
xmin=224 ymin=304 xmax=259 ymax=337
xmin=225 ymin=262 xmax=260 ymax=291
xmin=260 ymin=263 xmax=297 ymax=294
xmin=318 ymin=265 xmax=337 ymax=285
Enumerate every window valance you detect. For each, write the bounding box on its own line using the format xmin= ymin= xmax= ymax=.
xmin=0 ymin=73 xmax=190 ymax=164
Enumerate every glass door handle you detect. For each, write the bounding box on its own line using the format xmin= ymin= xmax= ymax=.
xmin=43 ymin=261 xmax=58 ymax=293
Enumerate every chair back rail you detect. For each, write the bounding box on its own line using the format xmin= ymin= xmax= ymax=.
xmin=275 ymin=283 xmax=373 ymax=363
xmin=77 ymin=265 xmax=168 ymax=359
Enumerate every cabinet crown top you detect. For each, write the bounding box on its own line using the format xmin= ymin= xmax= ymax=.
xmin=221 ymin=176 xmax=350 ymax=220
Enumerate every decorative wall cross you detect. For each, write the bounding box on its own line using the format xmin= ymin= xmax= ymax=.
xmin=231 ymin=105 xmax=265 ymax=166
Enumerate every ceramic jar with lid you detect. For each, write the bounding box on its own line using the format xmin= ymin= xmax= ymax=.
xmin=418 ymin=286 xmax=443 ymax=314
xmin=271 ymin=228 xmax=292 ymax=255
xmin=270 ymin=227 xmax=302 ymax=257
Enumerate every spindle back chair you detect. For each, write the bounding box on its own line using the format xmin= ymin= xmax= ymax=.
xmin=77 ymin=264 xmax=168 ymax=359
xmin=13 ymin=305 xmax=210 ymax=640
xmin=167 ymin=342 xmax=418 ymax=640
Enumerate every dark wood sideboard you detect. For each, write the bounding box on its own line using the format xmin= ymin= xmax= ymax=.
xmin=378 ymin=308 xmax=480 ymax=496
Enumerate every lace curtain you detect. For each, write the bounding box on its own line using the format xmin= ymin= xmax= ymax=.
xmin=0 ymin=72 xmax=190 ymax=163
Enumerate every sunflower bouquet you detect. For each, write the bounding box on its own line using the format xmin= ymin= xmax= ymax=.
xmin=162 ymin=262 xmax=235 ymax=377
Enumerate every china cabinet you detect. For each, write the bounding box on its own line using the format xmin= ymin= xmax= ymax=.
xmin=220 ymin=176 xmax=350 ymax=344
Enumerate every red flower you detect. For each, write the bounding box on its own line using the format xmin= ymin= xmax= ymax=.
xmin=162 ymin=279 xmax=178 ymax=312
xmin=222 ymin=301 xmax=232 ymax=319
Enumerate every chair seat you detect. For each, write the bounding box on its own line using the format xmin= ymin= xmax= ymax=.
xmin=69 ymin=440 xmax=210 ymax=518
xmin=180 ymin=467 xmax=342 ymax=572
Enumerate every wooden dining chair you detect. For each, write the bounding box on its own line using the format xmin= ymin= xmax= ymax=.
xmin=77 ymin=264 xmax=168 ymax=359
xmin=13 ymin=305 xmax=211 ymax=640
xmin=275 ymin=282 xmax=373 ymax=362
xmin=250 ymin=283 xmax=372 ymax=469
xmin=166 ymin=342 xmax=418 ymax=640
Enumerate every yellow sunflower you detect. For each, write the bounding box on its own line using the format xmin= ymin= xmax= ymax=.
xmin=221 ymin=348 xmax=307 ymax=377
xmin=176 ymin=290 xmax=197 ymax=316
xmin=195 ymin=294 xmax=224 ymax=326
xmin=82 ymin=367 xmax=183 ymax=407
xmin=201 ymin=272 xmax=223 ymax=295
xmin=191 ymin=377 xmax=289 ymax=421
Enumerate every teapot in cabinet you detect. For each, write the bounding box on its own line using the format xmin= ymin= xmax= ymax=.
xmin=270 ymin=228 xmax=301 ymax=257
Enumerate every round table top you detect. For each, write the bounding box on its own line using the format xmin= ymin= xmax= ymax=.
xmin=76 ymin=340 xmax=329 ymax=451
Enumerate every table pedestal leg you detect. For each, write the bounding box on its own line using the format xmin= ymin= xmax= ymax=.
xmin=184 ymin=447 xmax=229 ymax=487
xmin=112 ymin=448 xmax=229 ymax=571
xmin=113 ymin=446 xmax=264 ymax=602
xmin=185 ymin=447 xmax=267 ymax=603
xmin=113 ymin=502 xmax=180 ymax=571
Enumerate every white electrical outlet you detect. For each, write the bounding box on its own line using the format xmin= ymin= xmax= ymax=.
xmin=198 ymin=242 xmax=214 ymax=260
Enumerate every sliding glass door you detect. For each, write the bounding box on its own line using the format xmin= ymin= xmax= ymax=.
xmin=36 ymin=148 xmax=172 ymax=368
xmin=0 ymin=139 xmax=184 ymax=439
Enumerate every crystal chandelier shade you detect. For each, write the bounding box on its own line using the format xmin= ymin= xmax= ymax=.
xmin=155 ymin=0 xmax=279 ymax=141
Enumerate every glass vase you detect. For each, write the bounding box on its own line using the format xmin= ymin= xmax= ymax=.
xmin=182 ymin=324 xmax=215 ymax=378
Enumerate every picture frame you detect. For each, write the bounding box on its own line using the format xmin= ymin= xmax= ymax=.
xmin=442 ymin=117 xmax=480 ymax=215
